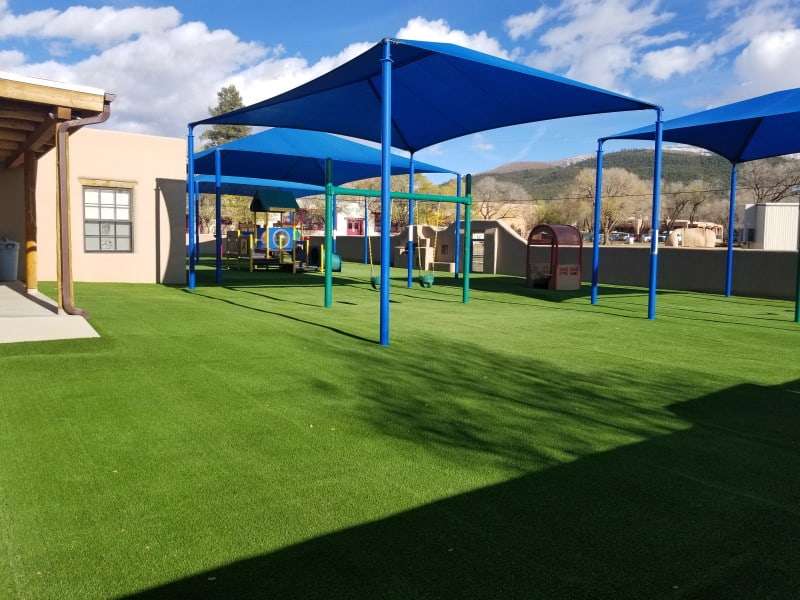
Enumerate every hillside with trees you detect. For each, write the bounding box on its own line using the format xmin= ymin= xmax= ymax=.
xmin=474 ymin=149 xmax=735 ymax=200
xmin=459 ymin=150 xmax=800 ymax=238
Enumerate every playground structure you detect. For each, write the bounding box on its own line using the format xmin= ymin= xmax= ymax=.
xmin=224 ymin=223 xmax=309 ymax=273
xmin=189 ymin=127 xmax=452 ymax=289
xmin=526 ymin=225 xmax=583 ymax=291
xmin=192 ymin=38 xmax=663 ymax=345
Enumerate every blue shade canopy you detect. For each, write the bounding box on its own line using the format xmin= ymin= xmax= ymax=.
xmin=604 ymin=88 xmax=800 ymax=164
xmin=194 ymin=174 xmax=322 ymax=200
xmin=250 ymin=189 xmax=298 ymax=212
xmin=193 ymin=38 xmax=657 ymax=152
xmin=193 ymin=128 xmax=451 ymax=184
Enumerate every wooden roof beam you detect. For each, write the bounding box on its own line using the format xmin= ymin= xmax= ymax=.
xmin=6 ymin=116 xmax=57 ymax=168
xmin=0 ymin=108 xmax=46 ymax=121
xmin=0 ymin=129 xmax=28 ymax=142
xmin=0 ymin=119 xmax=37 ymax=131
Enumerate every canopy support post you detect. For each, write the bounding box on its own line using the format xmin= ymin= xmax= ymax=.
xmin=214 ymin=148 xmax=222 ymax=285
xmin=187 ymin=125 xmax=196 ymax=289
xmin=379 ymin=39 xmax=393 ymax=346
xmin=795 ymin=204 xmax=800 ymax=323
xmin=324 ymin=158 xmax=334 ymax=308
xmin=463 ymin=174 xmax=472 ymax=303
xmin=332 ymin=193 xmax=338 ymax=253
xmin=724 ymin=163 xmax=737 ymax=297
xmin=363 ymin=198 xmax=369 ymax=264
xmin=407 ymin=152 xmax=415 ymax=288
xmin=591 ymin=140 xmax=604 ymax=304
xmin=194 ymin=180 xmax=201 ymax=267
xmin=455 ymin=174 xmax=462 ymax=280
xmin=647 ymin=107 xmax=664 ymax=320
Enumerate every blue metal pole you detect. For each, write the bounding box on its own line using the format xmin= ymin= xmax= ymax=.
xmin=407 ymin=153 xmax=415 ymax=288
xmin=454 ymin=174 xmax=462 ymax=280
xmin=324 ymin=158 xmax=334 ymax=308
xmin=379 ymin=39 xmax=393 ymax=346
xmin=724 ymin=163 xmax=737 ymax=297
xmin=194 ymin=180 xmax=201 ymax=265
xmin=187 ymin=125 xmax=196 ymax=289
xmin=214 ymin=148 xmax=222 ymax=285
xmin=591 ymin=140 xmax=605 ymax=304
xmin=363 ymin=198 xmax=369 ymax=264
xmin=647 ymin=108 xmax=664 ymax=320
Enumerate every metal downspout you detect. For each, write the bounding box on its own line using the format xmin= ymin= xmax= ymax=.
xmin=56 ymin=94 xmax=114 ymax=316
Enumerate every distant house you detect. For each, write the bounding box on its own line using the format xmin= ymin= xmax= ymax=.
xmin=298 ymin=201 xmax=379 ymax=237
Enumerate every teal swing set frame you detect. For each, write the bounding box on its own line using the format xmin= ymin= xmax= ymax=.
xmin=320 ymin=158 xmax=473 ymax=308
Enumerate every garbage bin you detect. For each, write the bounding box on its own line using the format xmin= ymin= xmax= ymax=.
xmin=0 ymin=238 xmax=20 ymax=281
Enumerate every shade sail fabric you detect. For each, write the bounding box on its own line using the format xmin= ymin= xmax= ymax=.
xmin=193 ymin=38 xmax=657 ymax=152
xmin=604 ymin=87 xmax=800 ymax=163
xmin=194 ymin=175 xmax=322 ymax=200
xmin=193 ymin=128 xmax=451 ymax=185
xmin=250 ymin=189 xmax=298 ymax=212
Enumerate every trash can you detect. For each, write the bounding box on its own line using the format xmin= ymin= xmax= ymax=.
xmin=0 ymin=238 xmax=20 ymax=281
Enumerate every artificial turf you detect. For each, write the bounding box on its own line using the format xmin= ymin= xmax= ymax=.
xmin=1 ymin=261 xmax=799 ymax=599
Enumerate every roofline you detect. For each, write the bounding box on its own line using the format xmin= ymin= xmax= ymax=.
xmin=0 ymin=71 xmax=105 ymax=97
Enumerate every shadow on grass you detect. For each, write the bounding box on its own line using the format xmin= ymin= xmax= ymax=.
xmin=419 ymin=274 xmax=798 ymax=329
xmin=122 ymin=334 xmax=800 ymax=599
xmin=181 ymin=289 xmax=377 ymax=345
xmin=430 ymin=275 xmax=654 ymax=302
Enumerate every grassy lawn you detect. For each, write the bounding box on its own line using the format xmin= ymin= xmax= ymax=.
xmin=1 ymin=261 xmax=799 ymax=599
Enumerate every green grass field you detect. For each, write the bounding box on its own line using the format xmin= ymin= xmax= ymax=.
xmin=1 ymin=262 xmax=799 ymax=599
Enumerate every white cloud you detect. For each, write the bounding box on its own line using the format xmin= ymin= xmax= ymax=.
xmin=397 ymin=17 xmax=512 ymax=59
xmin=733 ymin=28 xmax=800 ymax=96
xmin=13 ymin=21 xmax=267 ymax=134
xmin=524 ymin=0 xmax=680 ymax=90
xmin=639 ymin=43 xmax=715 ymax=79
xmin=504 ymin=7 xmax=552 ymax=41
xmin=226 ymin=42 xmax=374 ymax=107
xmin=0 ymin=48 xmax=24 ymax=69
xmin=471 ymin=133 xmax=495 ymax=152
xmin=640 ymin=0 xmax=799 ymax=81
xmin=228 ymin=15 xmax=509 ymax=113
xmin=0 ymin=9 xmax=511 ymax=136
xmin=0 ymin=2 xmax=181 ymax=48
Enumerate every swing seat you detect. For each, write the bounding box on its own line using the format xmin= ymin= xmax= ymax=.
xmin=370 ymin=275 xmax=380 ymax=290
xmin=419 ymin=274 xmax=435 ymax=288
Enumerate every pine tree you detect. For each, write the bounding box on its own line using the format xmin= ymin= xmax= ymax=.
xmin=201 ymin=85 xmax=251 ymax=149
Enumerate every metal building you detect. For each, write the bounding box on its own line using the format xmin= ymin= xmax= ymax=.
xmin=743 ymin=203 xmax=799 ymax=250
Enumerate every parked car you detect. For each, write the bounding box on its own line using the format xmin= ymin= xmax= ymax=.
xmin=610 ymin=231 xmax=632 ymax=243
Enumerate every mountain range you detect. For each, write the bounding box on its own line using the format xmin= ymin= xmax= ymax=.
xmin=473 ymin=149 xmax=735 ymax=200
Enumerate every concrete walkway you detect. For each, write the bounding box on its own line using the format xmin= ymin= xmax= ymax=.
xmin=0 ymin=282 xmax=99 ymax=344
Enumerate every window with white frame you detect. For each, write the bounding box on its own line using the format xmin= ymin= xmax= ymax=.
xmin=83 ymin=187 xmax=132 ymax=252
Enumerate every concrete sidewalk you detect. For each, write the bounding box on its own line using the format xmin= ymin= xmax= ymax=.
xmin=0 ymin=282 xmax=99 ymax=344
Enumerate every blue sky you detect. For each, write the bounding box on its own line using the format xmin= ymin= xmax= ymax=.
xmin=1 ymin=0 xmax=798 ymax=175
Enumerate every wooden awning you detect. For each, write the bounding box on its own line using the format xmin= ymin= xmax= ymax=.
xmin=0 ymin=72 xmax=108 ymax=168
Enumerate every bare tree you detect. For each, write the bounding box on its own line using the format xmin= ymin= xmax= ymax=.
xmin=472 ymin=176 xmax=529 ymax=220
xmin=569 ymin=168 xmax=649 ymax=243
xmin=739 ymin=160 xmax=800 ymax=204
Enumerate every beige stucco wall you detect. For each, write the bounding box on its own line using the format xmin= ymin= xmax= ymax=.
xmin=315 ymin=219 xmax=798 ymax=300
xmin=35 ymin=128 xmax=186 ymax=284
